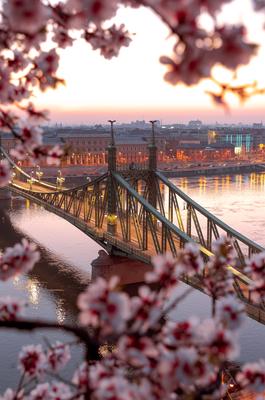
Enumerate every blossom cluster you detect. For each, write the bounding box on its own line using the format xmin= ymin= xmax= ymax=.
xmin=0 ymin=239 xmax=40 ymax=281
xmin=1 ymin=239 xmax=265 ymax=398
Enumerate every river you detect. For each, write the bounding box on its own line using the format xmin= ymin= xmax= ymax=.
xmin=1 ymin=172 xmax=265 ymax=389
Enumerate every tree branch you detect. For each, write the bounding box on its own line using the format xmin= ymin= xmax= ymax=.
xmin=0 ymin=319 xmax=100 ymax=361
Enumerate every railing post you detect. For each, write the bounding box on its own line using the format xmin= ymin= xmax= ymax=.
xmin=107 ymin=120 xmax=117 ymax=235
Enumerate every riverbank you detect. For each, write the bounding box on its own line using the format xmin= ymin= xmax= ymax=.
xmin=22 ymin=161 xmax=265 ymax=186
xmin=161 ymin=162 xmax=265 ymax=178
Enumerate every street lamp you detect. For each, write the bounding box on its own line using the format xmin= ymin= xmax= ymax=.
xmin=27 ymin=172 xmax=34 ymax=190
xmin=36 ymin=165 xmax=43 ymax=181
xmin=56 ymin=170 xmax=65 ymax=190
xmin=11 ymin=171 xmax=16 ymax=183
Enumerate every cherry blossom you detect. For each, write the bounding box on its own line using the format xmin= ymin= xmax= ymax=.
xmin=253 ymin=0 xmax=265 ymax=11
xmin=47 ymin=342 xmax=71 ymax=372
xmin=245 ymin=251 xmax=265 ymax=301
xmin=85 ymin=24 xmax=131 ymax=59
xmin=130 ymin=285 xmax=162 ymax=333
xmin=92 ymin=375 xmax=137 ymax=400
xmin=0 ymin=389 xmax=23 ymax=400
xmin=18 ymin=344 xmax=46 ymax=377
xmin=200 ymin=319 xmax=240 ymax=361
xmin=28 ymin=383 xmax=50 ymax=400
xmin=49 ymin=381 xmax=72 ymax=399
xmin=0 ymin=160 xmax=11 ymax=188
xmin=0 ymin=239 xmax=40 ymax=281
xmin=215 ymin=296 xmax=245 ymax=330
xmin=0 ymin=297 xmax=25 ymax=321
xmin=203 ymin=236 xmax=236 ymax=299
xmin=175 ymin=242 xmax=204 ymax=276
xmin=72 ymin=362 xmax=89 ymax=390
xmin=162 ymin=317 xmax=200 ymax=349
xmin=3 ymin=0 xmax=49 ymax=35
xmin=215 ymin=25 xmax=257 ymax=70
xmin=117 ymin=335 xmax=158 ymax=368
xmin=16 ymin=121 xmax=43 ymax=150
xmin=78 ymin=276 xmax=131 ymax=335
xmin=46 ymin=145 xmax=64 ymax=166
xmin=146 ymin=252 xmax=178 ymax=288
xmin=35 ymin=49 xmax=60 ymax=76
xmin=29 ymin=382 xmax=73 ymax=400
xmin=237 ymin=360 xmax=265 ymax=393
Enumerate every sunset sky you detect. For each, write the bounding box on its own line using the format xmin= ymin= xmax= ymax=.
xmin=35 ymin=0 xmax=265 ymax=125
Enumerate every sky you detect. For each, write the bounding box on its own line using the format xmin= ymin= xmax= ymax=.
xmin=34 ymin=0 xmax=265 ymax=125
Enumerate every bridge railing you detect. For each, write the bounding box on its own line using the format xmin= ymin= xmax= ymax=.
xmin=0 ymin=146 xmax=57 ymax=190
xmin=156 ymin=171 xmax=264 ymax=263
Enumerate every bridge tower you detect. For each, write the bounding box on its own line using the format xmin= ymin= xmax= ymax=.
xmin=148 ymin=120 xmax=158 ymax=210
xmin=107 ymin=120 xmax=117 ymax=236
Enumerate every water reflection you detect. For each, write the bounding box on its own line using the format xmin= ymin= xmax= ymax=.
xmin=170 ymin=172 xmax=265 ymax=246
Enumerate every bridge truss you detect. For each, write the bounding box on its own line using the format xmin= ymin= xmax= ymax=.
xmin=1 ymin=135 xmax=265 ymax=323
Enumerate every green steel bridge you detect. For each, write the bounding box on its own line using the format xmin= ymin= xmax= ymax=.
xmin=1 ymin=122 xmax=265 ymax=323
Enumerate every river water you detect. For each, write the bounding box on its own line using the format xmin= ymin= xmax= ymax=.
xmin=1 ymin=172 xmax=265 ymax=389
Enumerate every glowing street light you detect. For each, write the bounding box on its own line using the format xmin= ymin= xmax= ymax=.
xmin=36 ymin=165 xmax=43 ymax=181
xmin=10 ymin=171 xmax=16 ymax=183
xmin=56 ymin=170 xmax=65 ymax=190
xmin=27 ymin=176 xmax=34 ymax=190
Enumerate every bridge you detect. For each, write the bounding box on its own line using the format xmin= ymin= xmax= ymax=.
xmin=1 ymin=121 xmax=265 ymax=322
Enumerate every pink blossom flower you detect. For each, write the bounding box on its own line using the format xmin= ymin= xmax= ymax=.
xmin=72 ymin=362 xmax=89 ymax=390
xmin=203 ymin=237 xmax=235 ymax=298
xmin=160 ymin=48 xmax=214 ymax=86
xmin=0 ymin=389 xmax=23 ymax=400
xmin=3 ymin=0 xmax=49 ymax=35
xmin=147 ymin=252 xmax=179 ymax=288
xmin=201 ymin=319 xmax=239 ymax=361
xmin=245 ymin=252 xmax=265 ymax=301
xmin=52 ymin=29 xmax=74 ymax=49
xmin=158 ymin=346 xmax=216 ymax=391
xmin=117 ymin=335 xmax=158 ymax=368
xmin=130 ymin=285 xmax=162 ymax=333
xmin=50 ymin=381 xmax=72 ymax=399
xmin=0 ymin=297 xmax=25 ymax=321
xmin=0 ymin=160 xmax=11 ymax=187
xmin=215 ymin=296 xmax=245 ymax=330
xmin=215 ymin=25 xmax=257 ymax=70
xmin=28 ymin=383 xmax=50 ymax=400
xmin=0 ymin=239 xmax=40 ymax=281
xmin=253 ymin=0 xmax=265 ymax=10
xmin=85 ymin=24 xmax=131 ymax=59
xmin=35 ymin=49 xmax=59 ymax=75
xmin=16 ymin=121 xmax=43 ymax=150
xmin=237 ymin=360 xmax=265 ymax=392
xmin=18 ymin=344 xmax=46 ymax=377
xmin=47 ymin=342 xmax=71 ymax=372
xmin=176 ymin=242 xmax=204 ymax=276
xmin=78 ymin=277 xmax=131 ymax=335
xmin=93 ymin=376 xmax=136 ymax=400
xmin=0 ymin=64 xmax=12 ymax=103
xmin=84 ymin=0 xmax=118 ymax=24
xmin=46 ymin=145 xmax=64 ymax=166
xmin=162 ymin=317 xmax=199 ymax=348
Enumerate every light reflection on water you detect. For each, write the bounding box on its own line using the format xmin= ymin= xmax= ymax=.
xmin=1 ymin=172 xmax=265 ymax=389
